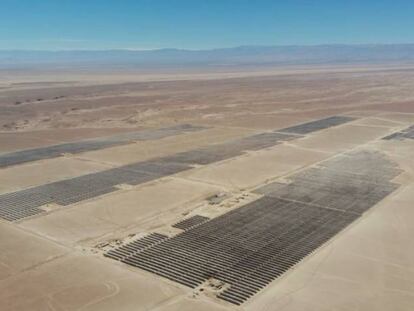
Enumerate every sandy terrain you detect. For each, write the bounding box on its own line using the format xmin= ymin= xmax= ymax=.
xmin=1 ymin=64 xmax=414 ymax=310
xmin=2 ymin=65 xmax=414 ymax=136
xmin=21 ymin=177 xmax=220 ymax=245
xmin=181 ymin=145 xmax=328 ymax=190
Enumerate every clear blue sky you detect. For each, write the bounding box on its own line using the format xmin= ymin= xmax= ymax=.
xmin=1 ymin=0 xmax=414 ymax=50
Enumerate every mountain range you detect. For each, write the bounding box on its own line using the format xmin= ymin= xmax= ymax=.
xmin=1 ymin=44 xmax=414 ymax=68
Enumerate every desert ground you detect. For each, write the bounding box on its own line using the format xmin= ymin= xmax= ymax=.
xmin=1 ymin=64 xmax=414 ymax=310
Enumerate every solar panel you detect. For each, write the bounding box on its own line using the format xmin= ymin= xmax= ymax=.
xmin=123 ymin=160 xmax=192 ymax=177
xmin=255 ymin=150 xmax=400 ymax=215
xmin=158 ymin=132 xmax=298 ymax=165
xmin=105 ymin=233 xmax=168 ymax=261
xmin=382 ymin=125 xmax=414 ymax=141
xmin=120 ymin=198 xmax=358 ymax=304
xmin=105 ymin=150 xmax=400 ymax=305
xmin=0 ymin=169 xmax=155 ymax=221
xmin=0 ymin=117 xmax=358 ymax=221
xmin=0 ymin=159 xmax=194 ymax=221
xmin=172 ymin=215 xmax=210 ymax=230
xmin=159 ymin=148 xmax=244 ymax=165
xmin=0 ymin=124 xmax=206 ymax=168
xmin=278 ymin=116 xmax=355 ymax=134
xmin=229 ymin=132 xmax=299 ymax=151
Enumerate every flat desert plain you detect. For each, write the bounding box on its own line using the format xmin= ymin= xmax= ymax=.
xmin=1 ymin=65 xmax=414 ymax=310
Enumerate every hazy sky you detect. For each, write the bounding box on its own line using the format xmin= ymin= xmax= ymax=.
xmin=1 ymin=0 xmax=414 ymax=50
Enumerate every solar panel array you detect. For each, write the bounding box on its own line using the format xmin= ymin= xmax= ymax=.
xmin=159 ymin=132 xmax=298 ymax=165
xmin=0 ymin=160 xmax=191 ymax=221
xmin=104 ymin=233 xmax=168 ymax=261
xmin=382 ymin=125 xmax=414 ymax=141
xmin=162 ymin=116 xmax=354 ymax=166
xmin=0 ymin=115 xmax=355 ymax=222
xmin=172 ymin=215 xmax=210 ymax=231
xmin=278 ymin=116 xmax=355 ymax=135
xmin=255 ymin=150 xmax=401 ymax=215
xmin=105 ymin=150 xmax=400 ymax=305
xmin=0 ymin=124 xmax=206 ymax=168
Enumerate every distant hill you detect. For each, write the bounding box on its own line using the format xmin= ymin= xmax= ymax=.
xmin=1 ymin=44 xmax=414 ymax=68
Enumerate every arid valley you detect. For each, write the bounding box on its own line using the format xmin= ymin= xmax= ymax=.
xmin=1 ymin=64 xmax=414 ymax=310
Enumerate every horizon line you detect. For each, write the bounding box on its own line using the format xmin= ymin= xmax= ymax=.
xmin=1 ymin=43 xmax=414 ymax=52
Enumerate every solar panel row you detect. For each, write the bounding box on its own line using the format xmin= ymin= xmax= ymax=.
xmin=172 ymin=215 xmax=210 ymax=231
xmin=277 ymin=116 xmax=355 ymax=135
xmin=382 ymin=124 xmax=414 ymax=141
xmin=104 ymin=233 xmax=168 ymax=261
xmin=0 ymin=124 xmax=206 ymax=168
xmin=0 ymin=160 xmax=191 ymax=221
